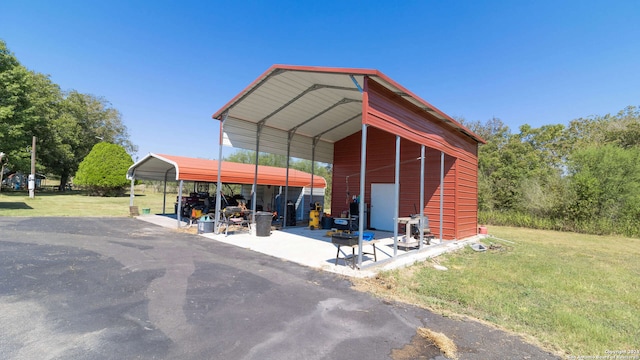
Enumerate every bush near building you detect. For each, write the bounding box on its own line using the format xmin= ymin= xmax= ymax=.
xmin=74 ymin=142 xmax=133 ymax=196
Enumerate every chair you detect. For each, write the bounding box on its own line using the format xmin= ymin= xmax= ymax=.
xmin=218 ymin=206 xmax=250 ymax=236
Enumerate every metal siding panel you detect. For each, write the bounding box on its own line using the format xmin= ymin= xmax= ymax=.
xmin=456 ymin=155 xmax=478 ymax=238
xmin=340 ymin=130 xmax=459 ymax=240
xmin=332 ymin=110 xmax=478 ymax=240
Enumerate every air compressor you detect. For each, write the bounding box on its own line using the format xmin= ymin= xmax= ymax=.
xmin=309 ymin=202 xmax=322 ymax=230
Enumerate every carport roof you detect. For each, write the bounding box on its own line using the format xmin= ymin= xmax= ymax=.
xmin=127 ymin=153 xmax=326 ymax=188
xmin=211 ymin=65 xmax=484 ymax=163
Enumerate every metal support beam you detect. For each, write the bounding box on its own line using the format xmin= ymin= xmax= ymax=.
xmin=214 ymin=111 xmax=228 ymax=234
xmin=283 ymin=130 xmax=295 ymax=229
xmin=162 ymin=169 xmax=170 ymax=214
xmin=419 ymin=145 xmax=425 ymax=250
xmin=393 ymin=135 xmax=401 ymax=257
xmin=287 ymin=98 xmax=360 ymax=133
xmin=252 ymin=122 xmax=265 ymax=222
xmin=357 ymin=124 xmax=368 ymax=267
xmin=177 ymin=180 xmax=184 ymax=228
xmin=129 ymin=174 xmax=135 ymax=207
xmin=440 ymin=151 xmax=444 ymax=242
xmin=350 ymin=75 xmax=363 ymax=92
xmin=310 ymin=136 xmax=320 ymax=207
xmin=260 ymin=84 xmax=360 ymax=126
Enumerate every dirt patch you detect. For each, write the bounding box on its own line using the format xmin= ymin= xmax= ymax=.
xmin=390 ymin=329 xmax=441 ymax=360
xmin=417 ymin=327 xmax=457 ymax=359
xmin=175 ymin=226 xmax=198 ymax=235
xmin=351 ymin=273 xmax=423 ymax=309
xmin=390 ymin=326 xmax=458 ymax=359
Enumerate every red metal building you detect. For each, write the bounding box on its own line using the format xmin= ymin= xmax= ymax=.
xmin=212 ymin=65 xmax=484 ymax=251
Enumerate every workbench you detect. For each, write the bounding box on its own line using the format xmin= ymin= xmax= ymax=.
xmin=397 ymin=216 xmax=433 ymax=248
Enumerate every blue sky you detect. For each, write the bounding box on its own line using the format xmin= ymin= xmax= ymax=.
xmin=2 ymin=0 xmax=639 ymax=161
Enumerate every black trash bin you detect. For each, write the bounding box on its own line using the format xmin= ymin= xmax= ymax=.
xmin=286 ymin=202 xmax=296 ymax=226
xmin=255 ymin=211 xmax=272 ymax=237
xmin=321 ymin=216 xmax=333 ymax=229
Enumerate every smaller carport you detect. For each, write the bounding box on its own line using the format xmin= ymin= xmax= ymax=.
xmin=126 ymin=153 xmax=326 ymax=229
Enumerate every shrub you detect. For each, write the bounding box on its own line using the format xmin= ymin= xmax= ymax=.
xmin=74 ymin=142 xmax=133 ymax=196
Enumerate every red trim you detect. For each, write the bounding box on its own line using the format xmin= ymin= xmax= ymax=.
xmin=362 ymin=76 xmax=370 ymax=126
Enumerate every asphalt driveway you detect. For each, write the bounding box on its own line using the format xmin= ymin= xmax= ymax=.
xmin=0 ymin=217 xmax=558 ymax=359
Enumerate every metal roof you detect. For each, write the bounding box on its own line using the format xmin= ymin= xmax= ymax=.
xmin=212 ymin=65 xmax=484 ymax=164
xmin=127 ymin=153 xmax=326 ymax=188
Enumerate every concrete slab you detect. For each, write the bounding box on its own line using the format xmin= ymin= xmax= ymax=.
xmin=136 ymin=214 xmax=484 ymax=278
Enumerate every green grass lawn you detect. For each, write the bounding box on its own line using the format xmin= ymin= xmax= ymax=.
xmin=355 ymin=226 xmax=640 ymax=357
xmin=0 ymin=189 xmax=174 ymax=216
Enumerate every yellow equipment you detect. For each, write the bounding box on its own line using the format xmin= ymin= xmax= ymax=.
xmin=309 ymin=202 xmax=322 ymax=230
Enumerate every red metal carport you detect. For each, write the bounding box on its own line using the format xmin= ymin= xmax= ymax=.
xmin=212 ymin=65 xmax=485 ymax=268
xmin=127 ymin=153 xmax=326 ymax=226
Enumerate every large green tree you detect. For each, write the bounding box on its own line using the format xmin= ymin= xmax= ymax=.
xmin=1 ymin=40 xmax=60 ymax=173
xmin=1 ymin=39 xmax=136 ymax=190
xmin=40 ymin=91 xmax=137 ymax=190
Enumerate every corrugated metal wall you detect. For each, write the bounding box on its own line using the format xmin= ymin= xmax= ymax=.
xmin=331 ymin=77 xmax=479 ymax=240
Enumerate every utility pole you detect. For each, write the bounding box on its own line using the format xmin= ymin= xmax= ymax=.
xmin=0 ymin=152 xmax=6 ymax=194
xmin=29 ymin=136 xmax=36 ymax=199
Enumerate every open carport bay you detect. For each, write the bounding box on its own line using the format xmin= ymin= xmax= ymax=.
xmin=0 ymin=217 xmax=558 ymax=360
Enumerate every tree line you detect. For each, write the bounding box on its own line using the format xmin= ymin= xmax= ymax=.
xmin=463 ymin=106 xmax=640 ymax=237
xmin=1 ymin=40 xmax=135 ymax=190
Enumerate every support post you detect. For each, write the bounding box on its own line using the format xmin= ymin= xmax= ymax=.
xmin=162 ymin=170 xmax=169 ymax=214
xmin=214 ymin=112 xmax=228 ymax=234
xmin=310 ymin=137 xmax=318 ymax=208
xmin=419 ymin=145 xmax=425 ymax=250
xmin=129 ymin=172 xmax=135 ymax=207
xmin=252 ymin=122 xmax=264 ymax=223
xmin=177 ymin=180 xmax=184 ymax=228
xmin=440 ymin=151 xmax=444 ymax=242
xmin=357 ymin=124 xmax=368 ymax=267
xmin=283 ymin=130 xmax=295 ymax=229
xmin=393 ymin=135 xmax=400 ymax=257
